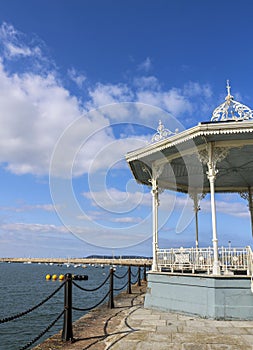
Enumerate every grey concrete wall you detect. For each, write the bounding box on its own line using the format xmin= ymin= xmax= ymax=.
xmin=144 ymin=272 xmax=253 ymax=320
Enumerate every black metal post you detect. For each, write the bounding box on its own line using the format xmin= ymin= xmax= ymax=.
xmin=143 ymin=264 xmax=147 ymax=282
xmin=127 ymin=266 xmax=132 ymax=294
xmin=108 ymin=268 xmax=114 ymax=308
xmin=138 ymin=266 xmax=141 ymax=286
xmin=62 ymin=273 xmax=73 ymax=342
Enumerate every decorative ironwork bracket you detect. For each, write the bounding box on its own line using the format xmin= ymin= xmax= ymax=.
xmin=142 ymin=164 xmax=164 ymax=183
xmin=198 ymin=145 xmax=229 ymax=180
xmin=143 ymin=164 xmax=165 ymax=205
xmin=189 ymin=191 xmax=206 ymax=213
xmin=239 ymin=188 xmax=253 ymax=212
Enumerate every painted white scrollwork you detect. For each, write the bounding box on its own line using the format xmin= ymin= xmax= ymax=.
xmin=198 ymin=146 xmax=228 ymax=181
xmin=211 ymin=81 xmax=253 ymax=122
xmin=189 ymin=191 xmax=206 ymax=212
xmin=151 ymin=120 xmax=178 ymax=143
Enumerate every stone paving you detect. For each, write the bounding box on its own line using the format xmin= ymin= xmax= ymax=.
xmin=110 ymin=307 xmax=253 ymax=350
xmin=34 ymin=283 xmax=253 ymax=350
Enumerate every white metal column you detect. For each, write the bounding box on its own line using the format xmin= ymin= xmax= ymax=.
xmin=149 ymin=164 xmax=164 ymax=272
xmin=207 ymin=143 xmax=220 ymax=275
xmin=199 ymin=143 xmax=228 ymax=275
xmin=207 ymin=172 xmax=220 ymax=274
xmin=151 ymin=177 xmax=159 ymax=271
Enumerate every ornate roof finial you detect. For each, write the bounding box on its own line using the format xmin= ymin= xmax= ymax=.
xmin=226 ymin=79 xmax=231 ymax=97
xmin=151 ymin=120 xmax=177 ymax=143
xmin=211 ymin=81 xmax=253 ymax=122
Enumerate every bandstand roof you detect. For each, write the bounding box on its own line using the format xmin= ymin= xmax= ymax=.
xmin=126 ymin=82 xmax=253 ymax=194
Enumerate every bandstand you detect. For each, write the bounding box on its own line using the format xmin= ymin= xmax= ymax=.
xmin=126 ymin=82 xmax=253 ymax=319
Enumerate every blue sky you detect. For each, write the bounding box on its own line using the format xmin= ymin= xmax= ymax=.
xmin=0 ymin=0 xmax=253 ymax=258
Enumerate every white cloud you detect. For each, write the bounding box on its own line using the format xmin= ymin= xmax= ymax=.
xmin=87 ymin=83 xmax=133 ymax=107
xmin=110 ymin=217 xmax=143 ymax=223
xmin=136 ymin=88 xmax=193 ymax=117
xmin=77 ymin=135 xmax=147 ymax=174
xmin=234 ymin=91 xmax=242 ymax=101
xmin=0 ymin=63 xmax=85 ymax=175
xmin=137 ymin=57 xmax=152 ymax=72
xmin=164 ymin=192 xmax=249 ymax=219
xmin=6 ymin=43 xmax=33 ymax=57
xmin=163 ymin=88 xmax=193 ymax=116
xmin=133 ymin=76 xmax=160 ymax=90
xmin=183 ymin=81 xmax=212 ymax=99
xmin=84 ymin=81 xmax=196 ymax=122
xmin=0 ymin=203 xmax=58 ymax=212
xmin=0 ymin=22 xmax=42 ymax=59
xmin=0 ymin=222 xmax=69 ymax=234
xmin=201 ymin=197 xmax=249 ymax=218
xmin=67 ymin=67 xmax=86 ymax=88
xmin=82 ymin=187 xmax=150 ymax=213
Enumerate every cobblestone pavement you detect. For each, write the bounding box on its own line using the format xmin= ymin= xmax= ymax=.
xmin=34 ymin=283 xmax=253 ymax=350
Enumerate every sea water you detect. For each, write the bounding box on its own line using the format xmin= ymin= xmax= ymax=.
xmin=0 ymin=262 xmax=130 ymax=350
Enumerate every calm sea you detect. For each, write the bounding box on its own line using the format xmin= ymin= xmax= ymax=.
xmin=0 ymin=262 xmax=131 ymax=350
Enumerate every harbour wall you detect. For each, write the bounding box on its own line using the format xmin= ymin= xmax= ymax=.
xmin=0 ymin=257 xmax=152 ymax=266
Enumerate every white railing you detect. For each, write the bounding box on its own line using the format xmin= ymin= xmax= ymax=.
xmin=157 ymin=246 xmax=253 ymax=275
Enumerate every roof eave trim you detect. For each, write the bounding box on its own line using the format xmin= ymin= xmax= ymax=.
xmin=126 ymin=122 xmax=253 ymax=162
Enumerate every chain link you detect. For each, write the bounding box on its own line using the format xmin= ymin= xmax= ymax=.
xmin=72 ymin=290 xmax=110 ymax=312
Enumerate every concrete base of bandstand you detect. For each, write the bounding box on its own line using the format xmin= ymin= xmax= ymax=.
xmin=144 ymin=271 xmax=253 ymax=320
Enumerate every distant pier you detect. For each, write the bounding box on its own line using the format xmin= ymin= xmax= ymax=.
xmin=0 ymin=257 xmax=152 ymax=266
